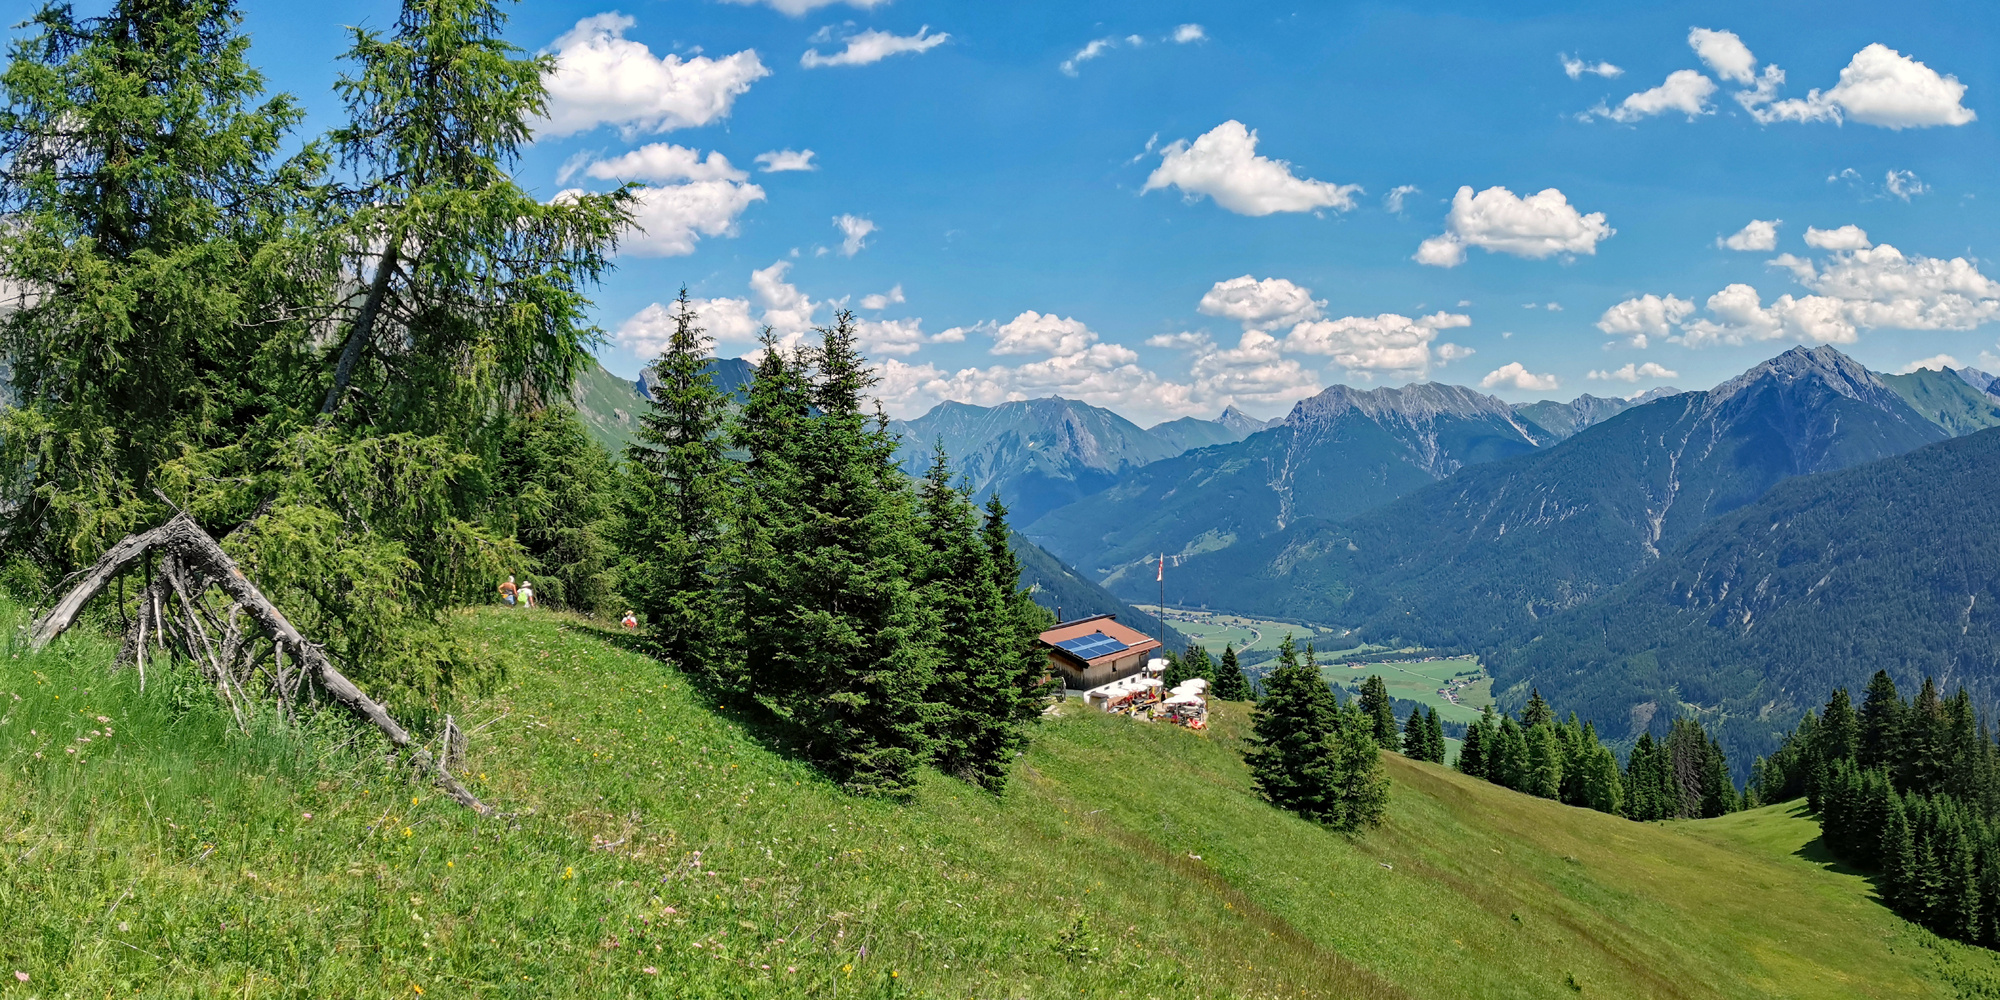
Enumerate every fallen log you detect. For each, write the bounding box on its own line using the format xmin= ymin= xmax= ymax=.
xmin=28 ymin=513 xmax=491 ymax=814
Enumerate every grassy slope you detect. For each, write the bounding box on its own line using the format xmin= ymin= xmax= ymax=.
xmin=6 ymin=606 xmax=2000 ymax=999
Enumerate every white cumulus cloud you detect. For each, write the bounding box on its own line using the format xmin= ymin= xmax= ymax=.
xmin=566 ymin=172 xmax=766 ymax=257
xmin=1481 ymin=362 xmax=1561 ymax=392
xmin=1588 ymin=361 xmax=1679 ymax=382
xmin=538 ymin=14 xmax=769 ymax=138
xmin=1593 ymin=69 xmax=1718 ymax=122
xmin=1562 ymin=54 xmax=1623 ymax=79
xmin=1415 ymin=186 xmax=1613 ymax=267
xmin=1884 ymin=169 xmax=1929 ymax=201
xmin=1173 ymin=24 xmax=1207 ymax=44
xmin=1897 ymin=354 xmax=1963 ymax=374
xmin=1197 ymin=275 xmax=1325 ymax=331
xmin=801 ymin=26 xmax=949 ymax=68
xmin=1595 ymin=293 xmax=1695 ymax=349
xmin=989 ymin=311 xmax=1099 ymax=356
xmin=755 ymin=149 xmax=818 ymax=172
xmin=583 ymin=144 xmax=747 ymax=183
xmin=1804 ymin=224 xmax=1871 ymax=251
xmin=1284 ymin=312 xmax=1471 ymax=378
xmin=1688 ymin=28 xmax=1756 ymax=85
xmin=1142 ymin=120 xmax=1360 ymax=217
xmin=1719 ymin=219 xmax=1780 ymax=251
xmin=719 ymin=0 xmax=890 ymax=15
xmin=833 ymin=214 xmax=876 ymax=256
xmin=1742 ymin=43 xmax=1976 ymax=129
xmin=859 ymin=284 xmax=905 ymax=310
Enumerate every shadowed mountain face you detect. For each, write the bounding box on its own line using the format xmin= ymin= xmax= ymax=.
xmin=1512 ymin=387 xmax=1682 ymax=441
xmin=1490 ymin=425 xmax=2000 ymax=771
xmin=1024 ymin=381 xmax=1548 ymax=586
xmin=888 ymin=398 xmax=1184 ymax=526
xmin=1154 ymin=347 xmax=1951 ymax=650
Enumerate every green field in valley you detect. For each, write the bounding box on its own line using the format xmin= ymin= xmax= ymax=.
xmin=1329 ymin=656 xmax=1492 ymax=726
xmin=7 ymin=601 xmax=2000 ymax=998
xmin=1154 ymin=607 xmax=1346 ymax=657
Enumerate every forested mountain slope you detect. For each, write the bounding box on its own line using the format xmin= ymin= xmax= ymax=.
xmin=1014 ymin=536 xmax=1191 ymax=649
xmin=9 ymin=602 xmax=1997 ymax=998
xmin=1491 ymin=425 xmax=2000 ymax=768
xmin=1026 ymin=382 xmax=1547 ymax=585
xmin=888 ymin=397 xmax=1182 ymax=525
xmin=1880 ymin=367 xmax=2000 ymax=436
xmin=1154 ymin=347 xmax=1949 ymax=648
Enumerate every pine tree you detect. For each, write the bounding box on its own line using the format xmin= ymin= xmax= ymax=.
xmin=1246 ymin=635 xmax=1340 ymax=819
xmin=1859 ymin=670 xmax=1906 ymax=773
xmin=1526 ymin=723 xmax=1563 ymax=800
xmin=1458 ymin=705 xmax=1497 ymax=779
xmin=1424 ymin=706 xmax=1447 ymax=764
xmin=729 ymin=331 xmax=813 ymax=702
xmin=1211 ymin=644 xmax=1252 ymax=701
xmin=1402 ymin=708 xmax=1428 ymax=759
xmin=765 ymin=313 xmax=939 ymax=794
xmin=622 ymin=289 xmax=732 ymax=682
xmin=1358 ymin=675 xmax=1397 ymax=746
xmin=1520 ymin=688 xmax=1555 ymax=728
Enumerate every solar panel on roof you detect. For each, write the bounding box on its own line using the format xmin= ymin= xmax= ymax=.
xmin=1056 ymin=633 xmax=1129 ymax=660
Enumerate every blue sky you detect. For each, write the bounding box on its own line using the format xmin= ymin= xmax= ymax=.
xmin=62 ymin=0 xmax=2000 ymax=423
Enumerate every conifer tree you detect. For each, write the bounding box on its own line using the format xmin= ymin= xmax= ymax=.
xmin=1211 ymin=644 xmax=1252 ymax=701
xmin=764 ymin=313 xmax=939 ymax=794
xmin=977 ymin=491 xmax=1057 ymax=729
xmin=1243 ymin=634 xmax=1388 ymax=827
xmin=1578 ymin=744 xmax=1624 ymax=815
xmin=1424 ymin=706 xmax=1447 ymax=763
xmin=622 ymin=289 xmax=731 ymax=681
xmin=1358 ymin=675 xmax=1397 ymax=746
xmin=1494 ymin=717 xmax=1529 ymax=791
xmin=1700 ymin=736 xmax=1736 ymax=818
xmin=1181 ymin=642 xmax=1215 ymax=684
xmin=1520 ymin=688 xmax=1555 ymax=728
xmin=1457 ymin=705 xmax=1496 ymax=779
xmin=1527 ymin=723 xmax=1563 ymax=800
xmin=1402 ymin=707 xmax=1428 ymax=759
xmin=1859 ymin=670 xmax=1906 ymax=772
xmin=730 ymin=331 xmax=813 ymax=701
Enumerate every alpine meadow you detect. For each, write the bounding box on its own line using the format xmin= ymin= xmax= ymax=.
xmin=6 ymin=1 xmax=2000 ymax=998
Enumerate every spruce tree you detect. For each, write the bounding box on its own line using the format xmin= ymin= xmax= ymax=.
xmin=1526 ymin=723 xmax=1563 ymax=800
xmin=1211 ymin=644 xmax=1252 ymax=701
xmin=977 ymin=490 xmax=1058 ymax=720
xmin=1327 ymin=700 xmax=1391 ymax=831
xmin=622 ymin=289 xmax=731 ymax=682
xmin=1699 ymin=736 xmax=1735 ymax=818
xmin=1424 ymin=706 xmax=1447 ymax=764
xmin=1358 ymin=675 xmax=1398 ymax=746
xmin=1494 ymin=717 xmax=1529 ymax=791
xmin=1580 ymin=744 xmax=1624 ymax=815
xmin=913 ymin=445 xmax=997 ymax=786
xmin=730 ymin=331 xmax=813 ymax=702
xmin=1402 ymin=708 xmax=1428 ymax=759
xmin=765 ymin=313 xmax=939 ymax=794
xmin=1859 ymin=670 xmax=1906 ymax=772
xmin=1520 ymin=688 xmax=1555 ymax=728
xmin=1245 ymin=635 xmax=1343 ymax=822
xmin=1458 ymin=705 xmax=1496 ymax=779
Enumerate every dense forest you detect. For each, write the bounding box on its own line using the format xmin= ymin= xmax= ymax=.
xmin=1759 ymin=673 xmax=2000 ymax=948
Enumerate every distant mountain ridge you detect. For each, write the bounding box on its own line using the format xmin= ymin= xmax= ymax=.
xmin=1025 ymin=380 xmax=1548 ymax=586
xmin=1512 ymin=387 xmax=1682 ymax=441
xmin=1491 ymin=425 xmax=2000 ymax=771
xmin=1153 ymin=346 xmax=1951 ymax=650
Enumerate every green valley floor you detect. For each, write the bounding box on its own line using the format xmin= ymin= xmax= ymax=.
xmin=5 ymin=604 xmax=1999 ymax=998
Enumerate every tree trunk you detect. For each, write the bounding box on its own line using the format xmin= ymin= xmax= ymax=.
xmin=318 ymin=242 xmax=400 ymax=418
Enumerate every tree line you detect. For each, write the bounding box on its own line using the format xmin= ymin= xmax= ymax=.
xmin=1452 ymin=690 xmax=1734 ymax=821
xmin=1756 ymin=672 xmax=2000 ymax=948
xmin=619 ymin=295 xmax=1051 ymax=796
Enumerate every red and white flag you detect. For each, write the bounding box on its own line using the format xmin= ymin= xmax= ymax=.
xmin=1157 ymin=553 xmax=1165 ymax=582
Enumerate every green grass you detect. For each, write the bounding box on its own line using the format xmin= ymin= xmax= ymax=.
xmin=1155 ymin=609 xmax=1343 ymax=656
xmin=1329 ymin=656 xmax=1491 ymax=726
xmin=7 ymin=602 xmax=2000 ymax=998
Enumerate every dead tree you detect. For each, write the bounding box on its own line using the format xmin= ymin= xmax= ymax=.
xmin=29 ymin=513 xmax=491 ymax=814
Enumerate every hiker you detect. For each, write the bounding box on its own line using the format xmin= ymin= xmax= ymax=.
xmin=499 ymin=575 xmax=517 ymax=606
xmin=519 ymin=579 xmax=536 ymax=609
xmin=621 ymin=611 xmax=638 ymax=629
